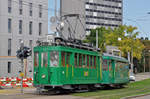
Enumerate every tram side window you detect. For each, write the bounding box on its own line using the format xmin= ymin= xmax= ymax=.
xmin=90 ymin=56 xmax=93 ymax=68
xmin=41 ymin=52 xmax=48 ymax=67
xmin=94 ymin=56 xmax=96 ymax=69
xmin=109 ymin=60 xmax=112 ymax=71
xmin=102 ymin=60 xmax=108 ymax=71
xmin=66 ymin=53 xmax=71 ymax=67
xmin=79 ymin=54 xmax=82 ymax=67
xmin=61 ymin=52 xmax=65 ymax=67
xmin=87 ymin=55 xmax=89 ymax=68
xmin=74 ymin=53 xmax=78 ymax=68
xmin=34 ymin=52 xmax=39 ymax=67
xmin=83 ymin=55 xmax=86 ymax=68
xmin=50 ymin=51 xmax=59 ymax=67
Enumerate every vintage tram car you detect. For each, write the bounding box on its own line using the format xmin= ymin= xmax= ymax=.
xmin=33 ymin=37 xmax=129 ymax=92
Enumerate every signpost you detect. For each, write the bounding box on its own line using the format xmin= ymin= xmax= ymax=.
xmin=16 ymin=41 xmax=32 ymax=94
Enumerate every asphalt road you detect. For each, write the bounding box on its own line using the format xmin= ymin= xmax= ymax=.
xmin=0 ymin=88 xmax=92 ymax=99
xmin=135 ymin=72 xmax=150 ymax=81
xmin=0 ymin=72 xmax=149 ymax=99
xmin=132 ymin=95 xmax=150 ymax=99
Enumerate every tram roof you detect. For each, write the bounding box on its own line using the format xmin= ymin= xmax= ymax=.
xmin=103 ymin=53 xmax=129 ymax=63
xmin=34 ymin=46 xmax=101 ymax=56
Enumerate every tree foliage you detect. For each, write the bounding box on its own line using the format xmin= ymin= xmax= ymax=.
xmin=84 ymin=25 xmax=145 ymax=60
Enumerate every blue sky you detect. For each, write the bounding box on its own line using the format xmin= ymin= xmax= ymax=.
xmin=48 ymin=0 xmax=150 ymax=38
xmin=123 ymin=0 xmax=150 ymax=38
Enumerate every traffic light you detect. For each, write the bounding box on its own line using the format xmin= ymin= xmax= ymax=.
xmin=16 ymin=49 xmax=24 ymax=59
xmin=23 ymin=47 xmax=32 ymax=58
xmin=16 ymin=46 xmax=32 ymax=59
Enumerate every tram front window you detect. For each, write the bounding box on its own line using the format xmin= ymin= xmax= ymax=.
xmin=50 ymin=51 xmax=59 ymax=67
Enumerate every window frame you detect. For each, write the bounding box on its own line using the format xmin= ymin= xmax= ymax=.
xmin=8 ymin=18 xmax=12 ymax=33
xmin=19 ymin=20 xmax=23 ymax=34
xmin=8 ymin=38 xmax=11 ymax=56
xmin=34 ymin=52 xmax=39 ymax=67
xmin=50 ymin=51 xmax=59 ymax=67
xmin=8 ymin=62 xmax=11 ymax=73
xmin=102 ymin=59 xmax=108 ymax=71
xmin=8 ymin=0 xmax=12 ymax=13
xmin=29 ymin=21 xmax=33 ymax=35
xmin=61 ymin=52 xmax=66 ymax=67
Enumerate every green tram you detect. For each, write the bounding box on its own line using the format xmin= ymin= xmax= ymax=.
xmin=33 ymin=38 xmax=129 ymax=91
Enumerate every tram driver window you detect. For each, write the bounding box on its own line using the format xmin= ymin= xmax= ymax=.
xmin=50 ymin=51 xmax=59 ymax=67
xmin=102 ymin=60 xmax=108 ymax=71
xmin=41 ymin=52 xmax=48 ymax=67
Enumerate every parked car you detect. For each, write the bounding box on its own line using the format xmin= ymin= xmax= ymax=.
xmin=129 ymin=71 xmax=135 ymax=81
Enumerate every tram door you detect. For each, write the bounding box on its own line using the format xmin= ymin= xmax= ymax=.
xmin=34 ymin=52 xmax=40 ymax=83
xmin=102 ymin=59 xmax=109 ymax=83
xmin=38 ymin=52 xmax=49 ymax=84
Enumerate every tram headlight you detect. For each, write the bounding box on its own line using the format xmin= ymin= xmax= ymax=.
xmin=42 ymin=75 xmax=46 ymax=78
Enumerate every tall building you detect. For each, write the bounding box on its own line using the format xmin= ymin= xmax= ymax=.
xmin=85 ymin=0 xmax=122 ymax=34
xmin=0 ymin=0 xmax=48 ymax=77
xmin=58 ymin=0 xmax=122 ymax=39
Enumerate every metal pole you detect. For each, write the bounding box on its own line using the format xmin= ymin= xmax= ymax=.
xmin=128 ymin=51 xmax=130 ymax=63
xmin=149 ymin=56 xmax=150 ymax=73
xmin=96 ymin=30 xmax=98 ymax=49
xmin=55 ymin=0 xmax=57 ymax=17
xmin=24 ymin=59 xmax=27 ymax=78
xmin=21 ymin=59 xmax=24 ymax=94
xmin=20 ymin=41 xmax=24 ymax=94
xmin=131 ymin=49 xmax=134 ymax=74
xmin=144 ymin=51 xmax=145 ymax=72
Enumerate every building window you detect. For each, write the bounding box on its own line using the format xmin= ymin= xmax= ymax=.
xmin=29 ymin=21 xmax=32 ymax=35
xmin=8 ymin=0 xmax=12 ymax=13
xmin=8 ymin=39 xmax=11 ymax=56
xmin=19 ymin=20 xmax=22 ymax=34
xmin=8 ymin=18 xmax=12 ymax=33
xmin=29 ymin=3 xmax=33 ymax=16
xmin=39 ymin=5 xmax=42 ymax=18
xmin=8 ymin=62 xmax=11 ymax=73
xmin=19 ymin=0 xmax=23 ymax=15
xmin=39 ymin=23 xmax=42 ymax=36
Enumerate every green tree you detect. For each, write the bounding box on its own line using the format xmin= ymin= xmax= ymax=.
xmin=85 ymin=27 xmax=108 ymax=52
xmin=84 ymin=25 xmax=145 ymax=60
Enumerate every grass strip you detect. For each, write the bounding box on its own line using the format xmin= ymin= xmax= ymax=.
xmin=73 ymin=79 xmax=150 ymax=99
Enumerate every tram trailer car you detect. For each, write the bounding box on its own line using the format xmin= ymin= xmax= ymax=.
xmin=101 ymin=53 xmax=129 ymax=87
xmin=33 ymin=45 xmax=129 ymax=91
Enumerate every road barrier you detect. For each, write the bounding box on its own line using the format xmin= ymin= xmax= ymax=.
xmin=0 ymin=77 xmax=33 ymax=88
